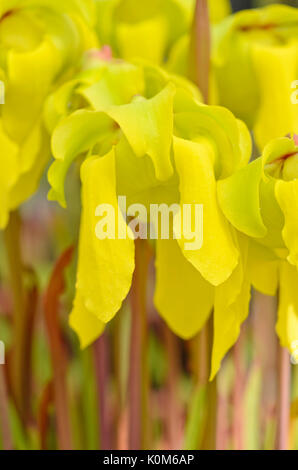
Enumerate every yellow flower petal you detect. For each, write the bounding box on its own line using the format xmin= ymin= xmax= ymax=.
xmin=116 ymin=16 xmax=167 ymax=64
xmin=247 ymin=241 xmax=279 ymax=296
xmin=209 ymin=0 xmax=231 ymax=24
xmin=81 ymin=61 xmax=145 ymax=109
xmin=69 ymin=291 xmax=105 ymax=349
xmin=275 ymin=179 xmax=298 ymax=267
xmin=174 ymin=104 xmax=252 ymax=179
xmin=154 ymin=238 xmax=214 ymax=339
xmin=10 ymin=125 xmax=50 ymax=210
xmin=173 ymin=136 xmax=238 ymax=286
xmin=276 ymin=261 xmax=298 ymax=352
xmin=3 ymin=38 xmax=60 ymax=143
xmin=211 ymin=234 xmax=251 ymax=380
xmin=49 ymin=110 xmax=114 ymax=207
xmin=217 ymin=158 xmax=267 ymax=238
xmin=252 ymin=42 xmax=298 ymax=150
xmin=74 ymin=148 xmax=135 ymax=335
xmin=106 ymin=83 xmax=175 ymax=181
xmin=0 ymin=119 xmax=19 ymax=229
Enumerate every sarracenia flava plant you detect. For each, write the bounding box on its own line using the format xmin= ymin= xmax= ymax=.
xmin=46 ymin=56 xmax=251 ymax=379
xmin=218 ymin=135 xmax=298 ymax=366
xmin=0 ymin=0 xmax=98 ymax=228
xmin=95 ymin=0 xmax=231 ymax=66
xmin=0 ymin=0 xmax=98 ymax=430
xmin=213 ymin=4 xmax=298 ymax=150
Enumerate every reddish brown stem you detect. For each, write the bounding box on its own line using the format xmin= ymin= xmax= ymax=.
xmin=216 ymin=391 xmax=229 ymax=450
xmin=22 ymin=269 xmax=38 ymax=425
xmin=192 ymin=315 xmax=217 ymax=450
xmin=252 ymin=291 xmax=278 ymax=448
xmin=203 ymin=318 xmax=217 ymax=450
xmin=44 ymin=246 xmax=74 ymax=450
xmin=164 ymin=325 xmax=181 ymax=449
xmin=37 ymin=382 xmax=53 ymax=450
xmin=189 ymin=0 xmax=211 ymax=103
xmin=93 ymin=333 xmax=111 ymax=450
xmin=4 ymin=211 xmax=26 ymax=418
xmin=112 ymin=313 xmax=128 ymax=449
xmin=0 ymin=366 xmax=13 ymax=450
xmin=189 ymin=1 xmax=215 ymax=449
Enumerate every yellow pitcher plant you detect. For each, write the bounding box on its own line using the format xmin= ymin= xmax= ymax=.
xmin=213 ymin=4 xmax=298 ymax=149
xmin=95 ymin=0 xmax=231 ymax=65
xmin=46 ymin=56 xmax=251 ymax=372
xmin=217 ymin=135 xmax=298 ymax=371
xmin=0 ymin=0 xmax=98 ymax=229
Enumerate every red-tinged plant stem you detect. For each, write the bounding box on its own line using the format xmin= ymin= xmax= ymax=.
xmin=216 ymin=391 xmax=229 ymax=450
xmin=44 ymin=246 xmax=74 ymax=450
xmin=112 ymin=312 xmax=127 ymax=449
xmin=203 ymin=318 xmax=217 ymax=450
xmin=193 ymin=316 xmax=217 ymax=450
xmin=164 ymin=325 xmax=181 ymax=449
xmin=0 ymin=366 xmax=13 ymax=450
xmin=4 ymin=211 xmax=27 ymax=421
xmin=22 ymin=268 xmax=38 ymax=425
xmin=204 ymin=374 xmax=217 ymax=450
xmin=197 ymin=325 xmax=209 ymax=384
xmin=128 ymin=239 xmax=151 ymax=450
xmin=189 ymin=2 xmax=216 ymax=449
xmin=276 ymin=346 xmax=291 ymax=450
xmin=189 ymin=0 xmax=211 ymax=103
xmin=252 ymin=291 xmax=278 ymax=449
xmin=232 ymin=330 xmax=245 ymax=450
xmin=117 ymin=405 xmax=129 ymax=450
xmin=37 ymin=382 xmax=53 ymax=450
xmin=94 ymin=333 xmax=111 ymax=450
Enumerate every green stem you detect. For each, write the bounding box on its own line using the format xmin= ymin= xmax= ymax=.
xmin=128 ymin=239 xmax=151 ymax=450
